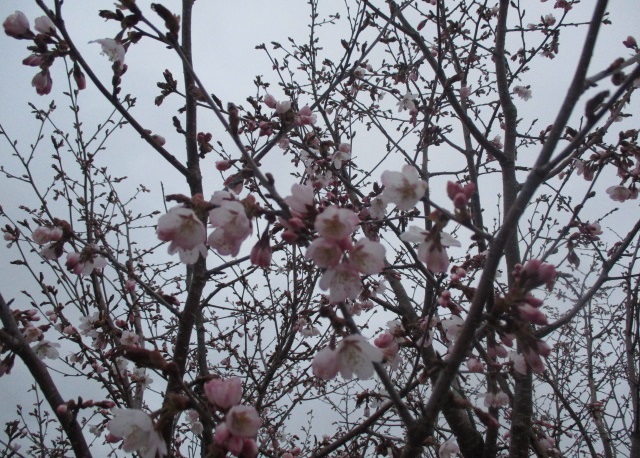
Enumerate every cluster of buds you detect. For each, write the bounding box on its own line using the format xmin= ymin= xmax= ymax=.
xmin=446 ymin=181 xmax=476 ymax=210
xmin=263 ymin=94 xmax=317 ymax=127
xmin=204 ymin=377 xmax=262 ymax=458
xmin=3 ymin=11 xmax=88 ymax=94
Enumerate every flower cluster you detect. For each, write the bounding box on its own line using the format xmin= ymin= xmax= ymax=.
xmin=312 ymin=334 xmax=383 ymax=380
xmin=446 ymin=181 xmax=476 ymax=210
xmin=204 ymin=378 xmax=261 ymax=458
xmin=4 ymin=10 xmax=89 ymax=94
xmin=306 ymin=205 xmax=386 ymax=302
xmin=155 ymin=193 xmax=255 ymax=264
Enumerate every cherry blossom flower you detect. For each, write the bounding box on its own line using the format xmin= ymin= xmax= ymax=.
xmin=509 ymin=351 xmax=527 ymax=375
xmin=284 ymin=184 xmax=315 ymax=217
xmin=156 ymin=207 xmax=207 ymax=264
xmin=441 ymin=315 xmax=464 ymax=342
xmin=400 ymin=226 xmax=461 ymax=273
xmin=275 ymin=100 xmax=291 ymax=114
xmin=32 ymin=226 xmax=63 ymax=245
xmin=120 ymin=330 xmax=139 ymax=346
xmin=319 ymin=262 xmax=362 ymax=303
xmin=332 ymin=143 xmax=351 ymax=168
xmin=3 ymin=11 xmax=30 ymax=39
xmin=208 ymin=196 xmax=253 ymax=251
xmin=314 ymin=205 xmax=360 ymax=241
xmin=107 ymin=408 xmax=167 ymax=458
xmin=32 ymin=340 xmax=60 ymax=359
xmin=312 ymin=346 xmax=340 ymax=380
xmin=66 ymin=250 xmax=107 ymax=276
xmin=397 ymin=91 xmax=418 ymax=112
xmin=295 ymin=105 xmax=317 ymax=126
xmin=225 ymin=405 xmax=262 ymax=437
xmin=214 ymin=423 xmax=259 ymax=457
xmin=466 ymin=357 xmax=484 ymax=373
xmin=606 ymin=185 xmax=637 ymax=202
xmin=381 ymin=165 xmax=428 ymax=211
xmin=368 ymin=197 xmax=387 ymax=220
xmin=336 ymin=334 xmax=383 ymax=380
xmin=438 ymin=438 xmax=460 ymax=458
xmin=204 ymin=377 xmax=243 ymax=410
xmin=32 ymin=70 xmax=53 ymax=95
xmin=513 ymin=85 xmax=532 ymax=101
xmin=305 ymin=237 xmax=343 ymax=268
xmin=484 ymin=391 xmax=510 ymax=408
xmin=90 ymin=38 xmax=126 ymax=64
xmin=349 ymin=237 xmax=386 ymax=275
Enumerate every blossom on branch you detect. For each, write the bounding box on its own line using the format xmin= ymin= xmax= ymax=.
xmin=107 ymin=408 xmax=167 ymax=458
xmin=381 ymin=165 xmax=428 ymax=211
xmin=400 ymin=226 xmax=461 ymax=273
xmin=3 ymin=11 xmax=31 ymax=39
xmin=90 ymin=38 xmax=126 ymax=64
xmin=156 ymin=207 xmax=207 ymax=264
xmin=312 ymin=335 xmax=383 ymax=380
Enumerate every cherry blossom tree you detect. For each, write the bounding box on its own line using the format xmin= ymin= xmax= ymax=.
xmin=1 ymin=0 xmax=639 ymax=457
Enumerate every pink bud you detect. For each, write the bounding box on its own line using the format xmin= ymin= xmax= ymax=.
xmin=22 ymin=54 xmax=44 ymax=67
xmin=32 ymin=70 xmax=53 ymax=95
xmin=56 ymin=404 xmax=68 ymax=414
xmin=34 ymin=16 xmax=55 ymax=35
xmin=517 ymin=303 xmax=548 ymax=325
xmin=264 ymin=93 xmax=277 ymax=109
xmin=3 ymin=11 xmax=30 ymax=39
xmin=623 ymin=36 xmax=637 ymax=49
xmin=216 ymin=160 xmax=234 ymax=171
xmin=204 ymin=377 xmax=243 ymax=410
xmin=73 ymin=64 xmax=86 ymax=90
xmin=374 ymin=333 xmax=394 ymax=349
xmin=250 ymin=237 xmax=272 ymax=268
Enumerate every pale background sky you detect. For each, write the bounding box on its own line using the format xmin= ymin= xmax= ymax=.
xmin=0 ymin=0 xmax=639 ymax=455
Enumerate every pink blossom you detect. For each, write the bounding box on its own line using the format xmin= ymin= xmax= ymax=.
xmin=485 ymin=391 xmax=510 ymax=408
xmin=400 ymin=226 xmax=461 ymax=273
xmin=107 ymin=408 xmax=167 ymax=458
xmin=438 ymin=438 xmax=460 ymax=458
xmin=32 ymin=71 xmax=53 ymax=96
xmin=275 ymin=100 xmax=291 ymax=114
xmin=349 ymin=238 xmax=386 ymax=275
xmin=120 ymin=330 xmax=139 ymax=346
xmin=295 ymin=105 xmax=317 ymax=126
xmin=397 ymin=91 xmax=417 ymax=112
xmin=284 ymin=184 xmax=315 ymax=217
xmin=3 ymin=11 xmax=30 ymax=39
xmin=319 ymin=263 xmax=362 ymax=303
xmin=34 ymin=16 xmax=55 ymax=34
xmin=368 ymin=197 xmax=387 ymax=220
xmin=157 ymin=207 xmax=207 ymax=264
xmin=65 ymin=249 xmax=107 ymax=276
xmin=306 ymin=237 xmax=342 ymax=268
xmin=32 ymin=226 xmax=63 ymax=245
xmin=312 ymin=346 xmax=340 ymax=380
xmin=517 ymin=303 xmax=548 ymax=325
xmin=466 ymin=357 xmax=484 ymax=373
xmin=90 ymin=38 xmax=126 ymax=64
xmin=509 ymin=351 xmax=527 ymax=375
xmin=513 ymin=85 xmax=532 ymax=101
xmin=332 ymin=143 xmax=351 ymax=168
xmin=226 ymin=405 xmax=262 ymax=437
xmin=336 ymin=335 xmax=384 ymax=380
xmin=314 ymin=205 xmax=360 ymax=241
xmin=204 ymin=377 xmax=243 ymax=410
xmin=606 ymin=185 xmax=636 ymax=202
xmin=381 ymin=165 xmax=428 ymax=211
xmin=33 ymin=340 xmax=60 ymax=359
xmin=441 ymin=315 xmax=464 ymax=342
xmin=460 ymin=85 xmax=472 ymax=98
